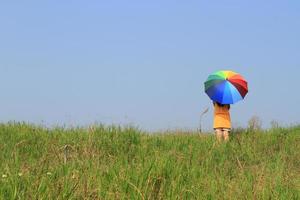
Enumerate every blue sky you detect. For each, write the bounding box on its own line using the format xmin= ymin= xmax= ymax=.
xmin=0 ymin=1 xmax=300 ymax=131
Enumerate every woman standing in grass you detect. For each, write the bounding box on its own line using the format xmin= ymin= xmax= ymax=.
xmin=205 ymin=70 xmax=248 ymax=141
xmin=213 ymin=101 xmax=231 ymax=142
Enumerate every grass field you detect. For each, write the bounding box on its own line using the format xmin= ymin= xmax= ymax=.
xmin=0 ymin=122 xmax=299 ymax=199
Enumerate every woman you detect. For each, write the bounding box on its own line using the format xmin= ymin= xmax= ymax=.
xmin=213 ymin=101 xmax=231 ymax=142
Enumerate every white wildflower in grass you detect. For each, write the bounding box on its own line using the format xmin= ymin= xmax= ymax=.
xmin=46 ymin=172 xmax=52 ymax=176
xmin=18 ymin=173 xmax=23 ymax=177
xmin=71 ymin=170 xmax=79 ymax=179
xmin=2 ymin=174 xmax=7 ymax=178
xmin=71 ymin=174 xmax=76 ymax=179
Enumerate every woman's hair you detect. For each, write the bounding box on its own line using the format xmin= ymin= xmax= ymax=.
xmin=213 ymin=101 xmax=230 ymax=109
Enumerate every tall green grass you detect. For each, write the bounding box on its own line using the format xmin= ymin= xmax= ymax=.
xmin=0 ymin=122 xmax=299 ymax=199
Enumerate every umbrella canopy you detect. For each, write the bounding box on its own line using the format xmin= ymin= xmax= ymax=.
xmin=204 ymin=70 xmax=248 ymax=104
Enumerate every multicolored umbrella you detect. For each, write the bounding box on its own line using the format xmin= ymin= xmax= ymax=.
xmin=204 ymin=70 xmax=248 ymax=104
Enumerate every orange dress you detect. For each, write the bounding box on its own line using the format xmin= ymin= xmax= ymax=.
xmin=213 ymin=104 xmax=231 ymax=129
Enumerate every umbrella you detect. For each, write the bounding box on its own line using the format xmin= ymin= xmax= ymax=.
xmin=204 ymin=70 xmax=248 ymax=104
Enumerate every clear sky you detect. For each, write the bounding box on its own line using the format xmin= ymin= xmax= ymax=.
xmin=1 ymin=1 xmax=300 ymax=131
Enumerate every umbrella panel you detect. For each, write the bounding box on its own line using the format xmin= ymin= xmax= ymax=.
xmin=229 ymin=79 xmax=248 ymax=97
xmin=206 ymin=74 xmax=225 ymax=82
xmin=205 ymin=81 xmax=227 ymax=103
xmin=205 ymin=79 xmax=224 ymax=90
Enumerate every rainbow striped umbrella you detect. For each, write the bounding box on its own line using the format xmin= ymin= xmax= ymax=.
xmin=204 ymin=70 xmax=248 ymax=104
